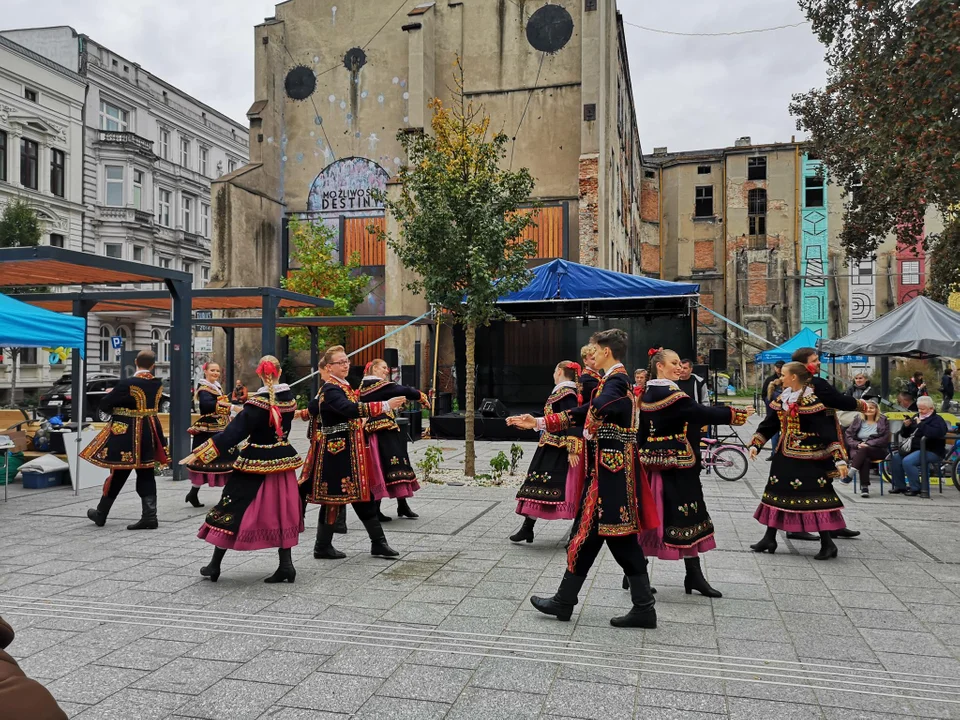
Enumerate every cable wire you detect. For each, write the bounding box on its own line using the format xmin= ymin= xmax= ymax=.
xmin=622 ymin=20 xmax=807 ymax=37
xmin=510 ymin=51 xmax=546 ymax=169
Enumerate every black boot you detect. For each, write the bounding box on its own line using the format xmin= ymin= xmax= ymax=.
xmin=265 ymin=548 xmax=297 ymax=583
xmin=185 ymin=486 xmax=204 ymax=508
xmin=610 ymin=573 xmax=657 ymax=628
xmin=127 ymin=496 xmax=158 ymax=530
xmin=786 ymin=531 xmax=818 ymax=541
xmin=684 ymin=557 xmax=722 ymax=598
xmin=814 ymin=531 xmax=838 ymax=561
xmin=831 ymin=528 xmax=861 ymax=539
xmin=530 ymin=571 xmax=586 ymax=621
xmin=510 ymin=517 xmax=536 ymax=543
xmin=621 ymin=575 xmax=657 ymax=594
xmin=314 ymin=522 xmax=346 ymax=559
xmin=397 ymin=497 xmax=418 ymax=519
xmin=750 ymin=526 xmax=778 ymax=554
xmin=86 ymin=496 xmax=116 ymax=527
xmin=201 ymin=547 xmax=226 ymax=582
xmin=361 ymin=514 xmax=399 ymax=557
xmin=333 ymin=506 xmax=348 ymax=534
xmin=376 ymin=500 xmax=392 ymax=523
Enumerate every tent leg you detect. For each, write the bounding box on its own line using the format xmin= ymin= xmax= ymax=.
xmin=75 ymin=356 xmax=84 ymax=497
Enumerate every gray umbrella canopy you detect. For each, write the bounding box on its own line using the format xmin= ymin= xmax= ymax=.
xmin=820 ymin=295 xmax=960 ymax=358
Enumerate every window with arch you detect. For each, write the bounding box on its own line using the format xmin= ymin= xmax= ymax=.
xmin=99 ymin=325 xmax=114 ymax=362
xmin=150 ymin=329 xmax=161 ymax=357
xmin=161 ymin=330 xmax=171 ymax=364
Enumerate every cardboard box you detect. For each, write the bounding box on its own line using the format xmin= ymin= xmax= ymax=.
xmin=0 ymin=431 xmax=29 ymax=453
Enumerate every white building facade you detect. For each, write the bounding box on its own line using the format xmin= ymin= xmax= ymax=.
xmin=0 ymin=34 xmax=86 ymax=402
xmin=0 ymin=26 xmax=248 ymax=389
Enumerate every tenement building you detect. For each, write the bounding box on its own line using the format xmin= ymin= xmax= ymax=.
xmin=0 ymin=26 xmax=249 ymax=390
xmin=212 ymin=0 xmax=644 ymax=377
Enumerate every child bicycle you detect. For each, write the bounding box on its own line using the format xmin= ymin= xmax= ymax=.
xmin=700 ymin=437 xmax=749 ymax=481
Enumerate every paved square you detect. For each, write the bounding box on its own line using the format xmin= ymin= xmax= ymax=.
xmin=3 ymin=418 xmax=960 ymax=718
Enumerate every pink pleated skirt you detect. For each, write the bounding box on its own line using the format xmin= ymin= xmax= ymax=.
xmin=189 ymin=470 xmax=228 ymax=488
xmin=365 ymin=438 xmax=388 ymax=501
xmin=639 ymin=469 xmax=718 ymax=560
xmin=754 ymin=504 xmax=846 ymax=532
xmin=515 ymin=461 xmax=584 ymax=521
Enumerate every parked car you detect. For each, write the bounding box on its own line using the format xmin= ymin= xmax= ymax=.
xmin=39 ymin=374 xmax=171 ymax=422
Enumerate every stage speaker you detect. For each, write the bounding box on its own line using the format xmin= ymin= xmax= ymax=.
xmin=384 ymin=348 xmax=399 ymax=368
xmin=693 ymin=364 xmax=709 ymax=380
xmin=709 ymin=348 xmax=727 ymax=372
xmin=479 ymin=398 xmax=508 ymax=418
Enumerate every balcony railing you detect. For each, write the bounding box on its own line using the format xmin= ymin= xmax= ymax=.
xmin=97 ymin=131 xmax=156 ymax=157
xmin=96 ymin=206 xmax=155 ymax=227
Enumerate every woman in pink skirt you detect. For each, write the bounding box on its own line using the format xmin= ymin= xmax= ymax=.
xmin=184 ymin=362 xmax=235 ymax=508
xmin=180 ymin=355 xmax=304 ymax=583
xmin=509 ymin=361 xmax=585 ymax=544
xmin=748 ymin=361 xmax=850 ymax=561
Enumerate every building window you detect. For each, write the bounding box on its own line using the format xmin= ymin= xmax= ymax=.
xmin=227 ymin=159 xmax=236 ymax=173
xmin=104 ymin=243 xmax=122 ymax=259
xmin=20 ymin=138 xmax=39 ymax=190
xmin=852 ymin=258 xmax=873 ymax=285
xmin=161 ymin=330 xmax=171 ymax=364
xmin=748 ymin=156 xmax=767 ymax=181
xmin=748 ymin=188 xmax=767 ymax=238
xmin=133 ymin=245 xmax=144 ymax=262
xmin=199 ymin=147 xmax=208 ymax=176
xmin=643 ymin=170 xmax=655 ymax=179
xmin=99 ymin=325 xmax=113 ymax=362
xmin=105 ymin=165 xmax=124 ymax=206
xmin=180 ymin=138 xmax=190 ymax=168
xmin=158 ymin=256 xmax=172 ymax=269
xmin=150 ymin=329 xmax=161 ymax=357
xmin=159 ymin=129 xmax=170 ymax=159
xmin=200 ymin=203 xmax=210 ymax=237
xmin=182 ymin=194 xmax=193 ymax=232
xmin=133 ymin=170 xmax=143 ymax=210
xmin=158 ymin=188 xmax=171 ymax=226
xmin=202 ymin=266 xmax=209 ymax=285
xmin=49 ymin=233 xmax=64 ymax=248
xmin=0 ymin=130 xmax=6 ymax=182
xmin=901 ymin=260 xmax=920 ymax=286
xmin=50 ymin=149 xmax=65 ymax=197
xmin=99 ymin=101 xmax=128 ymax=131
xmin=694 ymin=185 xmax=713 ymax=217
xmin=697 ymin=165 xmax=711 ymax=175
xmin=805 ymin=174 xmax=825 ymax=207
xmin=183 ymin=261 xmax=193 ymax=278
xmin=24 ymin=88 xmax=38 ymax=103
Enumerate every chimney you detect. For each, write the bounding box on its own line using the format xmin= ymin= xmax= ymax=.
xmin=734 ymin=136 xmax=752 ymax=147
xmin=653 ymin=146 xmax=668 ymax=156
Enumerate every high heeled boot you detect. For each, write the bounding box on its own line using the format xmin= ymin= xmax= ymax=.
xmin=750 ymin=526 xmax=778 ymax=554
xmin=200 ymin=547 xmax=226 ymax=582
xmin=530 ymin=571 xmax=586 ymax=621
xmin=360 ymin=514 xmax=399 ymax=557
xmin=127 ymin=496 xmax=158 ymax=530
xmin=396 ymin=497 xmax=418 ymax=518
xmin=376 ymin=500 xmax=392 ymax=523
xmin=814 ymin=531 xmax=838 ymax=561
xmin=683 ymin=557 xmax=722 ymax=598
xmin=610 ymin=573 xmax=657 ymax=628
xmin=509 ymin=517 xmax=536 ymax=543
xmin=314 ymin=522 xmax=346 ymax=559
xmin=86 ymin=495 xmax=116 ymax=527
xmin=265 ymin=548 xmax=297 ymax=583
xmin=185 ymin=485 xmax=204 ymax=508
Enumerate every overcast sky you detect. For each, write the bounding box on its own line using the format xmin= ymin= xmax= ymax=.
xmin=5 ymin=0 xmax=827 ymax=152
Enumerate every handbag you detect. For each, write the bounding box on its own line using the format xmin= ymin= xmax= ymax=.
xmin=899 ymin=432 xmax=914 ymax=455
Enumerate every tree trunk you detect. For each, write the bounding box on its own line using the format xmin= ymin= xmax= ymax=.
xmin=9 ymin=348 xmax=19 ymax=405
xmin=464 ymin=320 xmax=476 ymax=477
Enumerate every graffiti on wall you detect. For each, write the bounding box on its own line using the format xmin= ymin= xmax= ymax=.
xmin=307 ymin=156 xmax=388 ymax=216
xmin=800 ymin=155 xmax=829 ymax=337
xmin=847 ymin=257 xmax=876 ymax=374
xmin=896 ymin=237 xmax=925 ymax=305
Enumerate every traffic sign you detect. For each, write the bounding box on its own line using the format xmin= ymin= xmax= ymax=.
xmin=111 ymin=336 xmax=123 ymax=349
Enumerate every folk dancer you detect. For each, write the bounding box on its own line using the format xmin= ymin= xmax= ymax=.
xmin=748 ymin=361 xmax=851 ymax=561
xmin=83 ymin=350 xmax=168 ymax=530
xmin=360 ymin=359 xmax=430 ymax=520
xmin=509 ymin=329 xmax=660 ymax=628
xmin=302 ymin=345 xmax=406 ymax=559
xmin=180 ymin=356 xmax=304 ymax=583
xmin=510 ymin=361 xmax=585 ymax=544
xmin=634 ymin=348 xmax=752 ymax=598
xmin=184 ymin=361 xmax=235 ymax=508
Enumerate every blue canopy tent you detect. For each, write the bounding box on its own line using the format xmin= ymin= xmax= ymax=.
xmin=0 ymin=292 xmax=86 ymax=501
xmin=755 ymin=328 xmax=867 ymax=365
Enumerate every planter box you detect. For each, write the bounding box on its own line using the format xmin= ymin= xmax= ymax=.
xmin=22 ymin=469 xmax=68 ymax=489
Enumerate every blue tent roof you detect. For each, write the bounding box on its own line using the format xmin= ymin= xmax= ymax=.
xmin=0 ymin=292 xmax=86 ymax=358
xmin=755 ymin=328 xmax=866 ymax=364
xmin=497 ymin=259 xmax=699 ymax=303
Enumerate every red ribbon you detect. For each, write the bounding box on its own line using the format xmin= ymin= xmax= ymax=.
xmin=257 ymin=360 xmax=278 ymax=377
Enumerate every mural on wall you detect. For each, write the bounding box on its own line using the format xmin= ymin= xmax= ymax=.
xmin=847 ymin=256 xmax=876 ymax=375
xmin=896 ymin=237 xmax=925 ymax=305
xmin=800 ymin=155 xmax=829 ymax=337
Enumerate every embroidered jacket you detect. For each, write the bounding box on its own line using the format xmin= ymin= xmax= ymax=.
xmin=750 ymin=390 xmax=848 ymax=463
xmin=538 ymin=383 xmax=583 ymax=456
xmin=359 ymin=378 xmax=429 ymax=434
xmin=577 ymin=369 xmax=602 ymax=408
xmin=192 ymin=389 xmax=302 ymax=474
xmin=189 ymin=385 xmax=232 ymax=435
xmin=80 ymin=373 xmax=169 ymax=470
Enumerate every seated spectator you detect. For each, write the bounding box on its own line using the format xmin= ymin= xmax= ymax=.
xmin=230 ymin=380 xmax=248 ymax=405
xmin=888 ymin=396 xmax=948 ymax=496
xmin=0 ymin=616 xmax=67 ymax=720
xmin=897 ymin=391 xmax=918 ymax=413
xmin=844 ymin=372 xmax=872 ymax=401
xmin=843 ymin=400 xmax=889 ymax=498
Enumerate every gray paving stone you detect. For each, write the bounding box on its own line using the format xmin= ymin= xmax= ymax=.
xmin=71 ymin=689 xmax=190 ymax=720
xmin=229 ymin=649 xmax=325 ymax=685
xmin=727 ymin=698 xmax=824 ymax=719
xmin=256 ymin=710 xmax=350 ymax=720
xmin=470 ymin=656 xmax=559 ymax=693
xmin=45 ymin=665 xmax=147 ymax=705
xmin=637 ymin=688 xmax=727 ymax=714
xmin=543 ymin=679 xmax=636 ymax=720
xmin=353 ymin=696 xmax=451 ymax=720
xmin=447 ymin=687 xmax=545 ymax=719
xmin=319 ymin=645 xmax=411 ymax=678
xmin=279 ymin=671 xmax=383 ymax=713
xmin=97 ymin=638 xmax=196 ymax=671
xmin=131 ymin=657 xmax=240 ymax=695
xmin=858 ymin=628 xmax=953 ymax=657
xmin=377 ymin=663 xmax=473 ymax=703
xmin=173 ymin=678 xmax=290 ymax=720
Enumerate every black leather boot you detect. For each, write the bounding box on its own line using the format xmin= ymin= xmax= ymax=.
xmin=786 ymin=531 xmax=818 ymax=541
xmin=531 ymin=571 xmax=586 ymax=621
xmin=185 ymin=486 xmax=204 ymax=508
xmin=333 ymin=506 xmax=348 ymax=534
xmin=510 ymin=517 xmax=536 ymax=543
xmin=831 ymin=528 xmax=861 ymax=539
xmin=376 ymin=500 xmax=392 ymax=523
xmin=200 ymin=547 xmax=226 ymax=582
xmin=814 ymin=531 xmax=838 ymax=561
xmin=127 ymin=496 xmax=158 ymax=530
xmin=610 ymin=573 xmax=657 ymax=628
xmin=86 ymin=496 xmax=116 ymax=527
xmin=265 ymin=548 xmax=297 ymax=583
xmin=314 ymin=522 xmax=346 ymax=559
xmin=621 ymin=575 xmax=657 ymax=594
xmin=684 ymin=557 xmax=722 ymax=598
xmin=361 ymin=514 xmax=399 ymax=557
xmin=750 ymin=526 xmax=778 ymax=554
xmin=397 ymin=497 xmax=418 ymax=518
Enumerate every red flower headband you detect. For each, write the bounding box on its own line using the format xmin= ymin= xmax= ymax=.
xmin=256 ymin=360 xmax=279 ymax=377
xmin=568 ymin=362 xmax=582 ymax=376
xmin=648 ymin=346 xmax=662 ymax=358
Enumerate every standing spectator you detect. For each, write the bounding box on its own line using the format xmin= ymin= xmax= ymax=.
xmin=843 ymin=400 xmax=890 ymax=498
xmin=633 ymin=368 xmax=648 ymax=392
xmin=905 ymin=372 xmax=928 ymax=400
xmin=761 ymin=361 xmax=784 ymax=402
xmin=844 ymin=373 xmax=872 ymax=401
xmin=940 ymin=368 xmax=955 ymax=413
xmin=677 ymin=358 xmax=708 ymax=405
xmin=888 ymin=396 xmax=948 ymax=496
xmin=762 ymin=373 xmax=785 ymax=461
xmin=897 ymin=391 xmax=919 ymax=413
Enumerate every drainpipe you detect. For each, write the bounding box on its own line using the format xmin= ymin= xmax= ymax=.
xmin=658 ymin=166 xmax=663 ymax=278
xmin=794 ymin=144 xmax=801 ymax=333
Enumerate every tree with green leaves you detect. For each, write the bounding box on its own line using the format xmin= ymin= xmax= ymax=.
xmin=0 ymin=199 xmax=43 ymax=402
xmin=928 ymin=213 xmax=960 ymax=304
xmin=790 ymin=0 xmax=959 ymax=261
xmin=279 ymin=215 xmax=370 ymax=354
xmin=374 ymin=60 xmax=538 ymax=476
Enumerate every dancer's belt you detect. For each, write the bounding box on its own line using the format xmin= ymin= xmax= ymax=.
xmin=321 ymin=422 xmax=351 ymax=435
xmin=595 ymin=424 xmax=637 ymax=444
xmin=112 ymin=408 xmax=158 ymax=418
xmin=248 ymin=440 xmax=289 ymax=449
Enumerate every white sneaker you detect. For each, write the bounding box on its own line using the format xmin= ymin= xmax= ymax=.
xmin=861 ymin=487 xmax=870 ymax=498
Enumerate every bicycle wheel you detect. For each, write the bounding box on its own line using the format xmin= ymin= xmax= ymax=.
xmin=952 ymin=461 xmax=960 ymax=492
xmin=712 ymin=446 xmax=748 ymax=481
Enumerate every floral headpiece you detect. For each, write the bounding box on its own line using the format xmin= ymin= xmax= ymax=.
xmin=648 ymin=346 xmax=663 ymax=358
xmin=256 ymin=359 xmax=279 ymax=377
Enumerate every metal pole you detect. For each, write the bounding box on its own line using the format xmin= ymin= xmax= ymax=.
xmin=414 ymin=339 xmax=422 ymax=391
xmin=224 ymin=327 xmax=235 ymax=391
xmin=309 ymin=327 xmax=319 ymax=397
xmin=881 ymin=357 xmax=890 ymax=400
xmin=167 ymin=278 xmax=192 ymax=481
xmin=74 ymin=356 xmax=84 ymax=496
xmin=262 ymin=294 xmax=280 ymax=357
xmin=71 ymin=298 xmax=92 ymax=496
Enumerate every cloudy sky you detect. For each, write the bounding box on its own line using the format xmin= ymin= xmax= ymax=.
xmin=5 ymin=0 xmax=828 ymax=152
